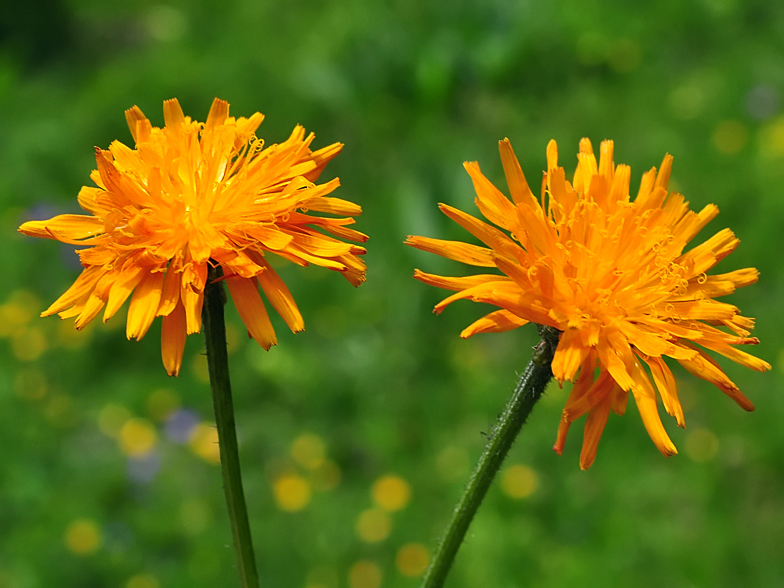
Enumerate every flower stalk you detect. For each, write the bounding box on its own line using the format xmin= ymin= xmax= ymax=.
xmin=421 ymin=325 xmax=560 ymax=588
xmin=203 ymin=264 xmax=260 ymax=588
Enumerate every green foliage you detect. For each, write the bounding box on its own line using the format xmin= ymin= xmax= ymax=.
xmin=1 ymin=0 xmax=784 ymax=586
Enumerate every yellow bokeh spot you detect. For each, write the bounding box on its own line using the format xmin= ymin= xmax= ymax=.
xmin=607 ymin=38 xmax=642 ymax=73
xmin=146 ymin=388 xmax=180 ymax=421
xmin=65 ymin=519 xmax=102 ymax=555
xmin=225 ymin=322 xmax=242 ymax=355
xmin=371 ymin=475 xmax=411 ymax=512
xmin=126 ymin=574 xmax=160 ymax=588
xmin=759 ymin=115 xmax=784 ymax=158
xmin=191 ymin=353 xmax=211 ymax=384
xmin=98 ymin=404 xmax=132 ymax=438
xmin=669 ymin=85 xmax=705 ymax=120
xmin=12 ymin=327 xmax=48 ymax=361
xmin=306 ymin=565 xmax=339 ymax=588
xmin=348 ymin=561 xmax=382 ymax=588
xmin=500 ymin=464 xmax=539 ymax=499
xmin=396 ymin=543 xmax=430 ymax=577
xmin=0 ymin=290 xmax=39 ymax=338
xmin=291 ymin=433 xmax=326 ymax=470
xmin=14 ymin=369 xmax=47 ymax=401
xmin=310 ymin=459 xmax=342 ymax=492
xmin=436 ymin=446 xmax=470 ymax=482
xmin=44 ymin=393 xmax=76 ymax=427
xmin=189 ymin=423 xmax=221 ymax=464
xmin=685 ymin=428 xmax=719 ymax=462
xmin=179 ymin=497 xmax=212 ymax=535
xmin=355 ymin=508 xmax=392 ymax=543
xmin=57 ymin=318 xmax=90 ymax=349
xmin=712 ymin=120 xmax=748 ymax=155
xmin=119 ymin=418 xmax=158 ymax=457
xmin=273 ymin=473 xmax=312 ymax=512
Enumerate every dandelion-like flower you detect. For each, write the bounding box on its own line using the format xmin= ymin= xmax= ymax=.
xmin=407 ymin=138 xmax=770 ymax=469
xmin=20 ymin=98 xmax=367 ymax=376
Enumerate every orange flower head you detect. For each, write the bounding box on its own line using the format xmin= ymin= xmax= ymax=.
xmin=20 ymin=98 xmax=367 ymax=376
xmin=407 ymin=138 xmax=770 ymax=469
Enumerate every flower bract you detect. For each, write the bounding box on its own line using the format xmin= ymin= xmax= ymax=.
xmin=407 ymin=137 xmax=770 ymax=468
xmin=20 ymin=98 xmax=367 ymax=376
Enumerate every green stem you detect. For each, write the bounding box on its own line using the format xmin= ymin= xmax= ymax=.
xmin=421 ymin=325 xmax=560 ymax=588
xmin=202 ymin=265 xmax=260 ymax=588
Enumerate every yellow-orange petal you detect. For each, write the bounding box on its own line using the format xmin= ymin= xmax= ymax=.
xmin=19 ymin=215 xmax=104 ymax=241
xmin=498 ymin=138 xmax=539 ymax=210
xmin=551 ymin=328 xmax=591 ymax=383
xmin=254 ymin=257 xmax=304 ymax=333
xmin=161 ymin=301 xmax=187 ymax=376
xmin=677 ymin=347 xmax=755 ymax=411
xmin=630 ymin=367 xmax=678 ymax=458
xmin=413 ymin=269 xmax=510 ymax=292
xmin=438 ymin=203 xmax=521 ymax=261
xmin=182 ymin=284 xmax=204 ymax=336
xmin=463 ymin=161 xmax=517 ymax=232
xmin=460 ymin=309 xmax=528 ymax=338
xmin=157 ymin=262 xmax=182 ymax=317
xmin=126 ymin=270 xmax=165 ymax=340
xmin=103 ymin=267 xmax=145 ymax=322
xmin=579 ymin=393 xmax=613 ymax=470
xmin=640 ymin=354 xmax=685 ymax=428
xmin=405 ymin=236 xmax=495 ymax=267
xmin=226 ymin=276 xmax=277 ymax=349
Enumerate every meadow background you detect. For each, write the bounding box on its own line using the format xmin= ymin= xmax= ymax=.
xmin=2 ymin=0 xmax=784 ymax=587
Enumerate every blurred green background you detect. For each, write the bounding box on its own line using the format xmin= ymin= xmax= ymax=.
xmin=2 ymin=0 xmax=784 ymax=587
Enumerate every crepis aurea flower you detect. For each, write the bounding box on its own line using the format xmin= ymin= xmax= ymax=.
xmin=19 ymin=98 xmax=367 ymax=376
xmin=407 ymin=138 xmax=770 ymax=469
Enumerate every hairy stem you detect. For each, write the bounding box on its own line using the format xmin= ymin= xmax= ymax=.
xmin=421 ymin=325 xmax=560 ymax=588
xmin=203 ymin=265 xmax=260 ymax=588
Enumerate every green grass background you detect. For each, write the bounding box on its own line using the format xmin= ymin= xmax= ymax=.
xmin=2 ymin=0 xmax=784 ymax=586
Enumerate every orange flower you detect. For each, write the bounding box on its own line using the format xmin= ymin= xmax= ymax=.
xmin=20 ymin=98 xmax=366 ymax=376
xmin=407 ymin=138 xmax=770 ymax=469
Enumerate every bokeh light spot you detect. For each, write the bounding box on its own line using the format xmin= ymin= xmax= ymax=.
xmin=126 ymin=574 xmax=160 ymax=588
xmin=57 ymin=318 xmax=90 ymax=349
xmin=65 ymin=519 xmax=102 ymax=555
xmin=146 ymin=388 xmax=180 ymax=422
xmin=759 ymin=115 xmax=784 ymax=158
xmin=273 ymin=474 xmax=312 ymax=511
xmin=712 ymin=120 xmax=748 ymax=154
xmin=188 ymin=423 xmax=221 ymax=464
xmin=669 ymin=85 xmax=705 ymax=120
xmin=291 ymin=433 xmax=326 ymax=470
xmin=436 ymin=446 xmax=470 ymax=481
xmin=575 ymin=32 xmax=608 ymax=66
xmin=355 ymin=508 xmax=392 ymax=543
xmin=191 ymin=353 xmax=210 ymax=384
xmin=501 ymin=464 xmax=539 ymax=499
xmin=685 ymin=428 xmax=719 ymax=462
xmin=119 ymin=418 xmax=158 ymax=457
xmin=44 ymin=393 xmax=77 ymax=427
xmin=179 ymin=497 xmax=212 ymax=535
xmin=348 ymin=560 xmax=382 ymax=588
xmin=305 ymin=565 xmax=339 ymax=588
xmin=607 ymin=38 xmax=641 ymax=73
xmin=313 ymin=305 xmax=348 ymax=338
xmin=0 ymin=290 xmax=39 ymax=337
xmin=12 ymin=327 xmax=47 ymax=361
xmin=310 ymin=459 xmax=342 ymax=492
xmin=395 ymin=543 xmax=430 ymax=577
xmin=14 ymin=369 xmax=47 ymax=401
xmin=371 ymin=475 xmax=411 ymax=512
xmin=98 ymin=404 xmax=132 ymax=438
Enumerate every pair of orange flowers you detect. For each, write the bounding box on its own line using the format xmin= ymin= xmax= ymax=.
xmin=19 ymin=98 xmax=770 ymax=469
